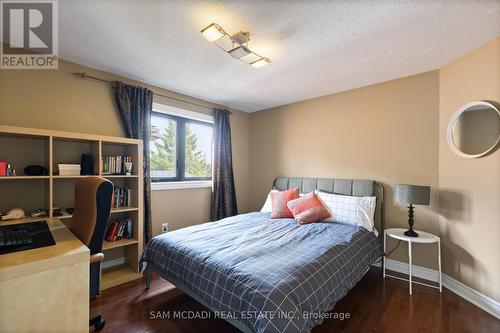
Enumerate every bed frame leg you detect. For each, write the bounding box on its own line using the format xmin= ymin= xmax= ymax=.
xmin=145 ymin=268 xmax=151 ymax=290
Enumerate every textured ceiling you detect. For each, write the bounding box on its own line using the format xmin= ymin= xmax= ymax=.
xmin=58 ymin=1 xmax=500 ymax=112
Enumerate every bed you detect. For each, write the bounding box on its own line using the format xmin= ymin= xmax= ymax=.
xmin=140 ymin=177 xmax=385 ymax=333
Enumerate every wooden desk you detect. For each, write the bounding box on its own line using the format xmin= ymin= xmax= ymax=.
xmin=0 ymin=218 xmax=89 ymax=333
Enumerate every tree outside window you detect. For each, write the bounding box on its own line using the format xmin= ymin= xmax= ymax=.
xmin=151 ymin=113 xmax=212 ymax=182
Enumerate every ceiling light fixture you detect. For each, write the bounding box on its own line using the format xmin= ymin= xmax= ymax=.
xmin=228 ymin=45 xmax=251 ymax=59
xmin=201 ymin=22 xmax=271 ymax=68
xmin=200 ymin=23 xmax=225 ymax=42
xmin=251 ymin=58 xmax=271 ymax=68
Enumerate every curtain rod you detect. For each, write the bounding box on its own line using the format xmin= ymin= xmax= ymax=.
xmin=71 ymin=72 xmax=231 ymax=113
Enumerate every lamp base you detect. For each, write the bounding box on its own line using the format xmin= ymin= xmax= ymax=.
xmin=404 ymin=229 xmax=419 ymax=237
xmin=405 ymin=204 xmax=418 ymax=237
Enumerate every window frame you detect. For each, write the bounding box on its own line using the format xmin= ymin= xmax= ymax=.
xmin=150 ymin=110 xmax=213 ymax=184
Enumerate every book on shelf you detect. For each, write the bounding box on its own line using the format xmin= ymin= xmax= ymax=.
xmin=106 ymin=221 xmax=119 ymax=242
xmin=105 ymin=218 xmax=133 ymax=242
xmin=112 ymin=186 xmax=131 ymax=208
xmin=58 ymin=163 xmax=80 ymax=169
xmin=58 ymin=171 xmax=81 ymax=176
xmin=126 ymin=219 xmax=133 ymax=238
xmin=0 ymin=160 xmax=6 ymax=176
xmin=58 ymin=163 xmax=81 ymax=176
xmin=101 ymin=155 xmax=132 ymax=175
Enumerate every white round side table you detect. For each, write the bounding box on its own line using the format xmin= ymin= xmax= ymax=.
xmin=383 ymin=228 xmax=442 ymax=295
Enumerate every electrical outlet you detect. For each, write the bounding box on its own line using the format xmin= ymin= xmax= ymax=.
xmin=161 ymin=223 xmax=168 ymax=233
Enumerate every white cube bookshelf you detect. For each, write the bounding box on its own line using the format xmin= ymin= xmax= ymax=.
xmin=0 ymin=125 xmax=144 ymax=289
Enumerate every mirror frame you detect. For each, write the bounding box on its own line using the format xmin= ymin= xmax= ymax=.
xmin=447 ymin=101 xmax=500 ymax=159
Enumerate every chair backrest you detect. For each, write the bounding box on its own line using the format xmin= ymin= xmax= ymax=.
xmin=70 ymin=177 xmax=113 ymax=255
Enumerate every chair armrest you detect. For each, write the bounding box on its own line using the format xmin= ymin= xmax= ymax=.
xmin=90 ymin=253 xmax=104 ymax=263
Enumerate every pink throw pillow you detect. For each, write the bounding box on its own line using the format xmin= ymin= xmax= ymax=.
xmin=270 ymin=187 xmax=300 ymax=218
xmin=286 ymin=192 xmax=331 ymax=224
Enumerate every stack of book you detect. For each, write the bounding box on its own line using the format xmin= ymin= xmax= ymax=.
xmin=58 ymin=163 xmax=81 ymax=176
xmin=101 ymin=155 xmax=132 ymax=175
xmin=105 ymin=218 xmax=133 ymax=242
xmin=113 ymin=186 xmax=131 ymax=208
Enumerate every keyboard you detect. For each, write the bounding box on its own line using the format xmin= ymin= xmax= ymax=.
xmin=0 ymin=227 xmax=33 ymax=248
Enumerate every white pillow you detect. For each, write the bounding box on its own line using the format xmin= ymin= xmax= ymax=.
xmin=260 ymin=190 xmax=277 ymax=212
xmin=316 ymin=191 xmax=376 ymax=232
xmin=260 ymin=190 xmax=306 ymax=213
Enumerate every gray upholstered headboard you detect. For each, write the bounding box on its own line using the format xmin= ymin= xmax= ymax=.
xmin=272 ymin=177 xmax=385 ymax=242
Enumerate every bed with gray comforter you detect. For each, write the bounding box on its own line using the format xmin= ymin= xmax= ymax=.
xmin=140 ymin=211 xmax=382 ymax=333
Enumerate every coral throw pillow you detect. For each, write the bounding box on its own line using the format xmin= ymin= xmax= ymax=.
xmin=270 ymin=187 xmax=300 ymax=218
xmin=286 ymin=192 xmax=331 ymax=224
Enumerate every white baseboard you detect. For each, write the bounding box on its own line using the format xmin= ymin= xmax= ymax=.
xmin=384 ymin=258 xmax=440 ymax=282
xmin=101 ymin=257 xmax=125 ymax=270
xmin=441 ymin=274 xmax=500 ymax=320
xmin=379 ymin=258 xmax=500 ymax=319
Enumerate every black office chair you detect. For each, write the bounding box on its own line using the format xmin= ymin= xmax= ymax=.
xmin=70 ymin=177 xmax=113 ymax=331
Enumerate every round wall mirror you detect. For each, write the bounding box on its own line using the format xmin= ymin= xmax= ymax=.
xmin=447 ymin=101 xmax=500 ymax=158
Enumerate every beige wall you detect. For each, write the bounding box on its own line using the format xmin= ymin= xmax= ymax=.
xmin=249 ymin=71 xmax=441 ymax=269
xmin=0 ymin=59 xmax=251 ymax=235
xmin=439 ymin=37 xmax=500 ymax=300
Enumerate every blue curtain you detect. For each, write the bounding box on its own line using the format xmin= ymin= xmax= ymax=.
xmin=211 ymin=109 xmax=238 ymax=220
xmin=111 ymin=81 xmax=153 ymax=242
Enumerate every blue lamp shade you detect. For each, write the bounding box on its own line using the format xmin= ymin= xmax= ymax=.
xmin=394 ymin=184 xmax=430 ymax=206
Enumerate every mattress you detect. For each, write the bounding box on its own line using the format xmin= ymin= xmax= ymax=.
xmin=140 ymin=212 xmax=382 ymax=333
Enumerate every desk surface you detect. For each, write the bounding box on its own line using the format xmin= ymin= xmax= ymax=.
xmin=0 ymin=218 xmax=89 ymax=281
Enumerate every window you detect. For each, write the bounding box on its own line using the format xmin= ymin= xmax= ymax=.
xmin=151 ymin=108 xmax=213 ymax=184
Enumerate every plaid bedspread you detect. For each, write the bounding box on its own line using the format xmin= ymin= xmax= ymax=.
xmin=140 ymin=212 xmax=382 ymax=333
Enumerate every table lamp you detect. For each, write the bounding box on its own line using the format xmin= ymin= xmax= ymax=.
xmin=394 ymin=184 xmax=430 ymax=237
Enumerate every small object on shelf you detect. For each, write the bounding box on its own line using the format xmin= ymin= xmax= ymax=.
xmin=1 ymin=208 xmax=26 ymax=221
xmin=81 ymin=154 xmax=94 ymax=175
xmin=52 ymin=205 xmax=63 ymax=217
xmin=24 ymin=165 xmax=48 ymax=176
xmin=6 ymin=164 xmax=13 ymax=176
xmin=124 ymin=160 xmax=133 ymax=176
xmin=30 ymin=209 xmax=48 ymax=217
xmin=0 ymin=160 xmax=6 ymax=176
xmin=12 ymin=169 xmax=16 ymax=176
xmin=65 ymin=208 xmax=75 ymax=215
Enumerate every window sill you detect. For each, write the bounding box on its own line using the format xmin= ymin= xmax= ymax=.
xmin=152 ymin=180 xmax=212 ymax=191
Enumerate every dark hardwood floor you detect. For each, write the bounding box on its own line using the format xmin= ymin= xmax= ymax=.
xmin=90 ymin=268 xmax=499 ymax=333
